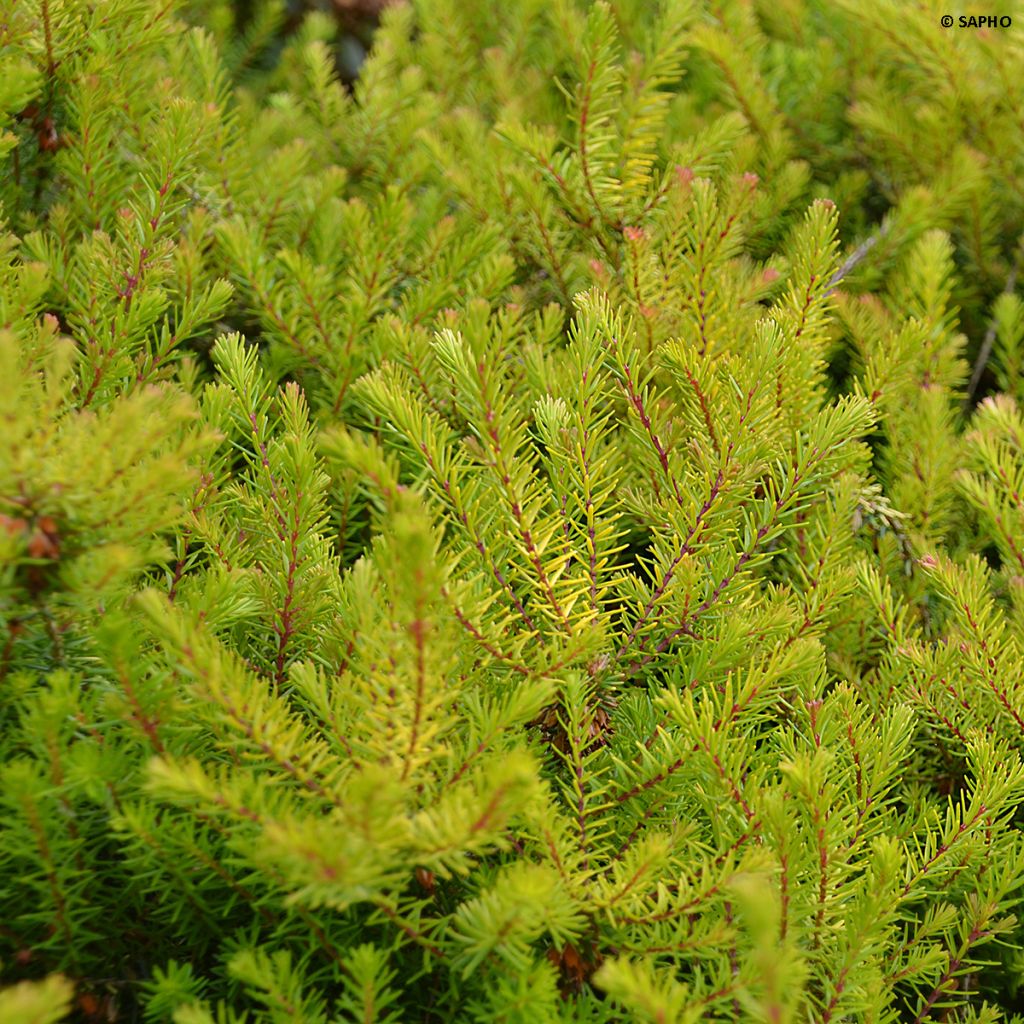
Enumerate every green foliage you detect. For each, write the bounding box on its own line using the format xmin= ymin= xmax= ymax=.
xmin=3 ymin=0 xmax=1024 ymax=1021
xmin=0 ymin=973 xmax=74 ymax=1024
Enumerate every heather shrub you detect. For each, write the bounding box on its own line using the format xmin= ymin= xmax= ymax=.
xmin=2 ymin=1 xmax=1024 ymax=1021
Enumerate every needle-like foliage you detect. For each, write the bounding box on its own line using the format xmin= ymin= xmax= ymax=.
xmin=3 ymin=1 xmax=1024 ymax=1022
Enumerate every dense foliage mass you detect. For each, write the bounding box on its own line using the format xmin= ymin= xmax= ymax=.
xmin=2 ymin=0 xmax=1024 ymax=1020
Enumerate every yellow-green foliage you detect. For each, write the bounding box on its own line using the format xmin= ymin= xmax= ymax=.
xmin=2 ymin=1 xmax=1024 ymax=1022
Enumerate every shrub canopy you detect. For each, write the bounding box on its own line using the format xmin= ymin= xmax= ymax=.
xmin=2 ymin=1 xmax=1024 ymax=1022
